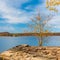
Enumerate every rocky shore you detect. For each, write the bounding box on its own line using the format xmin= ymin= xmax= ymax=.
xmin=0 ymin=44 xmax=60 ymax=60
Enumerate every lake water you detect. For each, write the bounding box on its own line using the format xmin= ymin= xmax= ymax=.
xmin=0 ymin=36 xmax=60 ymax=52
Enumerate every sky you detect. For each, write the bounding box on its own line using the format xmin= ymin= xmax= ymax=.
xmin=0 ymin=0 xmax=60 ymax=33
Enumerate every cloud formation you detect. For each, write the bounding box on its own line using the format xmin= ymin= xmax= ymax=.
xmin=0 ymin=0 xmax=60 ymax=32
xmin=0 ymin=0 xmax=31 ymax=24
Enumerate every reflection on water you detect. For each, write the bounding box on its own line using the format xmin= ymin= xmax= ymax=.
xmin=0 ymin=36 xmax=60 ymax=52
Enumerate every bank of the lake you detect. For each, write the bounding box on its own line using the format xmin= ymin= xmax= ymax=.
xmin=0 ymin=44 xmax=60 ymax=60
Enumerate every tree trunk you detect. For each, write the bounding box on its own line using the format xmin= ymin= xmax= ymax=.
xmin=38 ymin=35 xmax=43 ymax=46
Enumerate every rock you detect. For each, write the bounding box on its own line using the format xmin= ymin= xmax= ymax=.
xmin=0 ymin=45 xmax=60 ymax=60
xmin=42 ymin=50 xmax=50 ymax=55
xmin=0 ymin=57 xmax=3 ymax=60
xmin=21 ymin=44 xmax=29 ymax=47
xmin=41 ymin=47 xmax=46 ymax=50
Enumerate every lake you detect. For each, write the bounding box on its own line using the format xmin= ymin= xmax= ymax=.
xmin=0 ymin=36 xmax=60 ymax=52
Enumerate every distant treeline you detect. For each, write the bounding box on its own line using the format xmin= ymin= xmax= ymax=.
xmin=0 ymin=32 xmax=60 ymax=37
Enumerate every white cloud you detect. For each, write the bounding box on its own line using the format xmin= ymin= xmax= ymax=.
xmin=4 ymin=15 xmax=30 ymax=24
xmin=0 ymin=0 xmax=50 ymax=24
xmin=0 ymin=0 xmax=31 ymax=24
xmin=48 ymin=15 xmax=60 ymax=25
xmin=54 ymin=26 xmax=60 ymax=28
xmin=46 ymin=15 xmax=60 ymax=29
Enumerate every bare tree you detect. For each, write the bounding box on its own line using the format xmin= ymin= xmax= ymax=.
xmin=27 ymin=13 xmax=53 ymax=46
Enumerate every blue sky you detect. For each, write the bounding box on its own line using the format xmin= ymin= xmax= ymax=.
xmin=0 ymin=0 xmax=60 ymax=33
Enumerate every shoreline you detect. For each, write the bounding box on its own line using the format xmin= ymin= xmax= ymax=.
xmin=0 ymin=44 xmax=60 ymax=60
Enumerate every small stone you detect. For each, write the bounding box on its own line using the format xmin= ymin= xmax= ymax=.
xmin=42 ymin=51 xmax=49 ymax=55
xmin=21 ymin=44 xmax=29 ymax=47
xmin=39 ymin=47 xmax=46 ymax=50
